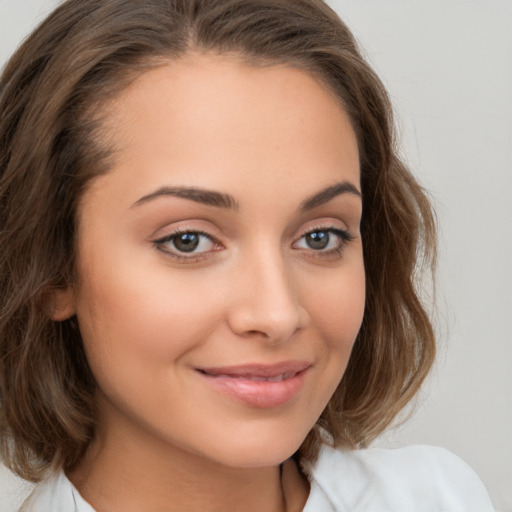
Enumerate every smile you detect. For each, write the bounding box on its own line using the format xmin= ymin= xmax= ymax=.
xmin=196 ymin=361 xmax=312 ymax=408
xmin=205 ymin=373 xmax=296 ymax=382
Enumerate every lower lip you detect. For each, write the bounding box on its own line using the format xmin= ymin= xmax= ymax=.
xmin=198 ymin=369 xmax=309 ymax=408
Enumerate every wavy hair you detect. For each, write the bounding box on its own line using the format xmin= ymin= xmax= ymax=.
xmin=0 ymin=0 xmax=436 ymax=481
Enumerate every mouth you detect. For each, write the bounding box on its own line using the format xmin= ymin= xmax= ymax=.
xmin=195 ymin=361 xmax=311 ymax=408
xmin=200 ymin=372 xmax=298 ymax=382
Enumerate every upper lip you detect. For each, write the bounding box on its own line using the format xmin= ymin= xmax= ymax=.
xmin=197 ymin=361 xmax=311 ymax=378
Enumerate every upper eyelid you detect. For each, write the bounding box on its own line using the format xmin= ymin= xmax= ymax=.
xmin=152 ymin=221 xmax=351 ymax=243
xmin=294 ymin=223 xmax=352 ymax=240
xmin=153 ymin=228 xmax=349 ymax=262
xmin=293 ymin=227 xmax=354 ymax=248
xmin=154 ymin=228 xmax=213 ymax=243
xmin=152 ymin=231 xmax=220 ymax=262
xmin=152 ymin=224 xmax=223 ymax=245
xmin=153 ymin=231 xmax=222 ymax=255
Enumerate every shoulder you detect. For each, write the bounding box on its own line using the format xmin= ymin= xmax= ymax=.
xmin=19 ymin=471 xmax=95 ymax=512
xmin=304 ymin=444 xmax=495 ymax=512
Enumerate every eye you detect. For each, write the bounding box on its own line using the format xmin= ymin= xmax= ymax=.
xmin=293 ymin=227 xmax=353 ymax=254
xmin=153 ymin=229 xmax=220 ymax=260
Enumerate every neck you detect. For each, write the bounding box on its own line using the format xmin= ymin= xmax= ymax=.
xmin=67 ymin=411 xmax=309 ymax=512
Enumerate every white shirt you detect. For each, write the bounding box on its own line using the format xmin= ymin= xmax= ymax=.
xmin=20 ymin=445 xmax=495 ymax=512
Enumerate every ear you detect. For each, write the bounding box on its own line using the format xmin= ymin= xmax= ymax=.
xmin=50 ymin=287 xmax=76 ymax=321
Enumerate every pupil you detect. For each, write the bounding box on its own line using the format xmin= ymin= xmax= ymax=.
xmin=174 ymin=233 xmax=200 ymax=252
xmin=307 ymin=231 xmax=329 ymax=250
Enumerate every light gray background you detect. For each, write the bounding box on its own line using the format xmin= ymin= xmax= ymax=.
xmin=1 ymin=1 xmax=510 ymax=511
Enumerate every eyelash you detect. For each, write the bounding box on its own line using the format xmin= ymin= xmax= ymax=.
xmin=295 ymin=226 xmax=355 ymax=260
xmin=152 ymin=226 xmax=354 ymax=263
xmin=153 ymin=229 xmax=220 ymax=263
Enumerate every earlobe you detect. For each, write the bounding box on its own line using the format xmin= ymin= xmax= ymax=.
xmin=50 ymin=287 xmax=76 ymax=321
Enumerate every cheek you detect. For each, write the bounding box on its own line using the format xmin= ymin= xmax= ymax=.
xmin=73 ymin=258 xmax=222 ymax=384
xmin=301 ymin=256 xmax=366 ymax=400
xmin=307 ymin=262 xmax=365 ymax=348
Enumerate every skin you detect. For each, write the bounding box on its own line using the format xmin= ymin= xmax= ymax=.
xmin=57 ymin=52 xmax=365 ymax=512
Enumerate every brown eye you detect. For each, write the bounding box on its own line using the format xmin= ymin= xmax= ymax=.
xmin=293 ymin=227 xmax=353 ymax=255
xmin=154 ymin=230 xmax=218 ymax=258
xmin=305 ymin=231 xmax=330 ymax=250
xmin=173 ymin=233 xmax=201 ymax=252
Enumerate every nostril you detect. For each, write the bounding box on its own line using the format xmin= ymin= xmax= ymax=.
xmin=247 ymin=329 xmax=266 ymax=336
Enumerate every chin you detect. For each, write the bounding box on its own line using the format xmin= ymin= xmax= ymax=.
xmin=201 ymin=430 xmax=308 ymax=469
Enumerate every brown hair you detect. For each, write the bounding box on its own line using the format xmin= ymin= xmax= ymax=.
xmin=0 ymin=0 xmax=436 ymax=481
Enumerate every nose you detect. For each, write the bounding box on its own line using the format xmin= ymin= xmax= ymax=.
xmin=226 ymin=250 xmax=310 ymax=344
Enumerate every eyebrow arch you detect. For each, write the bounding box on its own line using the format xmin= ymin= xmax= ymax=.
xmin=299 ymin=181 xmax=362 ymax=211
xmin=132 ymin=186 xmax=240 ymax=210
xmin=132 ymin=180 xmax=361 ymax=212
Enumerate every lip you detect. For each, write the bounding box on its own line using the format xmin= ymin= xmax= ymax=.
xmin=196 ymin=361 xmax=312 ymax=408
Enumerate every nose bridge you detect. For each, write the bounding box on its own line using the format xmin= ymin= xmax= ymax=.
xmin=227 ymin=243 xmax=308 ymax=342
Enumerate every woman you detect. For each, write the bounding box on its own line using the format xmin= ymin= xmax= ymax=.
xmin=0 ymin=1 xmax=495 ymax=510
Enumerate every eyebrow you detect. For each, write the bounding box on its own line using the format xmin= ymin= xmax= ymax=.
xmin=299 ymin=181 xmax=362 ymax=211
xmin=131 ymin=180 xmax=361 ymax=211
xmin=132 ymin=186 xmax=240 ymax=210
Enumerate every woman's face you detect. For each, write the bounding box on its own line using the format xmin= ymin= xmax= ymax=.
xmin=65 ymin=53 xmax=365 ymax=468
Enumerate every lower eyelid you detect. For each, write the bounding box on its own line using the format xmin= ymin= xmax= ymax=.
xmin=153 ymin=230 xmax=219 ymax=255
xmin=296 ymin=227 xmax=351 ymax=243
xmin=152 ymin=226 xmax=352 ymax=260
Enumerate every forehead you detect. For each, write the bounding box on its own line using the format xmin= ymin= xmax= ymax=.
xmin=83 ymin=52 xmax=360 ymax=213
